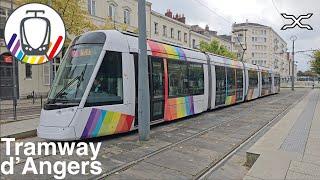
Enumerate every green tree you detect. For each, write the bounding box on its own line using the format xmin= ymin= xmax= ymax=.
xmin=311 ymin=50 xmax=320 ymax=75
xmin=199 ymin=40 xmax=236 ymax=59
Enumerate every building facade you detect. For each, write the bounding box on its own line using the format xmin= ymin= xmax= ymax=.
xmin=87 ymin=0 xmax=229 ymax=50
xmin=232 ymin=22 xmax=289 ymax=79
xmin=1 ymin=0 xmax=290 ymax=99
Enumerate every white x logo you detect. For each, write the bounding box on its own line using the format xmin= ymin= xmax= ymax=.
xmin=281 ymin=13 xmax=313 ymax=30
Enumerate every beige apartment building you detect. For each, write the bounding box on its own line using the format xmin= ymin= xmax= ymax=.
xmin=87 ymin=0 xmax=229 ymax=50
xmin=2 ymin=0 xmax=290 ymax=99
xmin=232 ymin=22 xmax=290 ymax=80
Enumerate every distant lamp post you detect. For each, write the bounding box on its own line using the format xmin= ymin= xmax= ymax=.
xmin=290 ymin=35 xmax=297 ymax=91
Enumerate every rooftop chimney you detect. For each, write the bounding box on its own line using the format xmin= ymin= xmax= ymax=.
xmin=179 ymin=14 xmax=186 ymax=24
xmin=205 ymin=25 xmax=209 ymax=31
xmin=165 ymin=9 xmax=173 ymax=18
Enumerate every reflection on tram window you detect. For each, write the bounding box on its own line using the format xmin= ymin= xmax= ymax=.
xmin=188 ymin=63 xmax=204 ymax=95
xmin=261 ymin=72 xmax=273 ymax=95
xmin=86 ymin=51 xmax=123 ymax=106
xmin=151 ymin=57 xmax=164 ymax=99
xmin=226 ymin=67 xmax=236 ymax=96
xmin=47 ymin=44 xmax=103 ymax=104
xmin=236 ymin=69 xmax=243 ymax=101
xmin=168 ymin=60 xmax=188 ymax=97
xmin=248 ymin=70 xmax=258 ymax=88
xmin=168 ymin=60 xmax=204 ymax=98
xmin=215 ymin=66 xmax=226 ymax=106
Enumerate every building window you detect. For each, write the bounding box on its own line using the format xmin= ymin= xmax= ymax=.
xmin=163 ymin=25 xmax=167 ymax=37
xmin=184 ymin=33 xmax=188 ymax=42
xmin=154 ymin=22 xmax=158 ymax=34
xmin=177 ymin=30 xmax=181 ymax=41
xmin=0 ymin=7 xmax=6 ymax=16
xmin=124 ymin=9 xmax=130 ymax=24
xmin=87 ymin=0 xmax=96 ymax=16
xmin=264 ymin=38 xmax=267 ymax=42
xmin=192 ymin=39 xmax=196 ymax=49
xmin=252 ymin=53 xmax=255 ymax=57
xmin=108 ymin=4 xmax=116 ymax=21
xmin=252 ymin=37 xmax=255 ymax=42
xmin=43 ymin=63 xmax=50 ymax=85
xmin=170 ymin=28 xmax=174 ymax=39
xmin=25 ymin=64 xmax=32 ymax=79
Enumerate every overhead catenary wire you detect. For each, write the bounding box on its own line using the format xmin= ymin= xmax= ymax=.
xmin=271 ymin=0 xmax=286 ymax=24
xmin=191 ymin=0 xmax=233 ymax=25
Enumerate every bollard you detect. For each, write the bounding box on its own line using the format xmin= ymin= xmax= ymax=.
xmin=32 ymin=91 xmax=35 ymax=104
xmin=13 ymin=98 xmax=17 ymax=121
xmin=40 ymin=95 xmax=43 ymax=108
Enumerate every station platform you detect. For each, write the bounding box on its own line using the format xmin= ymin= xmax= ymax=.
xmin=244 ymin=89 xmax=320 ymax=180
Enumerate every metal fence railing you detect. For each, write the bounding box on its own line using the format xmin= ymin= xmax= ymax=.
xmin=0 ymin=92 xmax=46 ymax=122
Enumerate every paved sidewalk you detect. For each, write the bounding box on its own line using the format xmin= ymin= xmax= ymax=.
xmin=0 ymin=118 xmax=38 ymax=138
xmin=244 ymin=89 xmax=320 ymax=180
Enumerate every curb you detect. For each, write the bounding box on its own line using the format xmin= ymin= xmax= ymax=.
xmin=0 ymin=129 xmax=37 ymax=139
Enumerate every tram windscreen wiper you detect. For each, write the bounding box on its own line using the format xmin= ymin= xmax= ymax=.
xmin=52 ymin=64 xmax=88 ymax=103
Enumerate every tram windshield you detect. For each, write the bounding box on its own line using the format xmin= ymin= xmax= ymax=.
xmin=47 ymin=44 xmax=103 ymax=105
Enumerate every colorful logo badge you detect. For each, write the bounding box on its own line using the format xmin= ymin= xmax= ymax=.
xmin=4 ymin=3 xmax=65 ymax=64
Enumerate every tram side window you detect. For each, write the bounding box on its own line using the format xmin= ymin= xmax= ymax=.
xmin=215 ymin=66 xmax=226 ymax=106
xmin=188 ymin=63 xmax=204 ymax=95
xmin=86 ymin=51 xmax=123 ymax=106
xmin=226 ymin=67 xmax=236 ymax=96
xmin=275 ymin=76 xmax=280 ymax=87
xmin=151 ymin=57 xmax=164 ymax=98
xmin=168 ymin=60 xmax=189 ymax=97
xmin=248 ymin=70 xmax=258 ymax=88
xmin=236 ymin=69 xmax=243 ymax=100
xmin=262 ymin=72 xmax=269 ymax=89
xmin=268 ymin=74 xmax=272 ymax=89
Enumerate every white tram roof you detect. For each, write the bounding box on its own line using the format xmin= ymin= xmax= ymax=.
xmin=123 ymin=31 xmax=207 ymax=63
xmin=89 ymin=30 xmax=273 ymax=72
xmin=208 ymin=54 xmax=244 ymax=69
xmin=244 ymin=63 xmax=260 ymax=71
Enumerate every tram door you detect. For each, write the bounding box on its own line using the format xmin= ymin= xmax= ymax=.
xmin=149 ymin=57 xmax=165 ymax=121
xmin=133 ymin=54 xmax=164 ymax=125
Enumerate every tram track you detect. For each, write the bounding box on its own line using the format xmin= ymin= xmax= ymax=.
xmin=95 ymin=90 xmax=308 ymax=180
xmin=0 ymin=90 xmax=308 ymax=180
xmin=194 ymin=90 xmax=309 ymax=180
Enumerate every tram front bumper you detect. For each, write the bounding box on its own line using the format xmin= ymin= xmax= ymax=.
xmin=37 ymin=125 xmax=76 ymax=141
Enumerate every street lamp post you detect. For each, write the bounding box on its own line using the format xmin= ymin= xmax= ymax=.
xmin=290 ymin=35 xmax=297 ymax=91
xmin=137 ymin=0 xmax=150 ymax=141
xmin=10 ymin=0 xmax=17 ymax=120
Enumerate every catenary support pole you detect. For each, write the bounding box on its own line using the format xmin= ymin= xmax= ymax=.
xmin=48 ymin=0 xmax=54 ymax=85
xmin=138 ymin=0 xmax=150 ymax=141
xmin=290 ymin=36 xmax=297 ymax=91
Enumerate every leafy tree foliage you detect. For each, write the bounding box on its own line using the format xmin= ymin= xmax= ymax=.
xmin=199 ymin=40 xmax=236 ymax=59
xmin=311 ymin=50 xmax=320 ymax=75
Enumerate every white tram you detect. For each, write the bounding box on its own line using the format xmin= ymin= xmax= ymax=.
xmin=37 ymin=30 xmax=280 ymax=140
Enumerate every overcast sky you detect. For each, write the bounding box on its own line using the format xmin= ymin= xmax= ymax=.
xmin=149 ymin=0 xmax=320 ymax=71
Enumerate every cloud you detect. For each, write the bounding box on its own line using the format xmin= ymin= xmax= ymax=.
xmin=148 ymin=0 xmax=320 ymax=71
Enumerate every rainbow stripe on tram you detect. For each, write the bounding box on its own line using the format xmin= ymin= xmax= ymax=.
xmin=147 ymin=40 xmax=186 ymax=60
xmin=164 ymin=96 xmax=195 ymax=121
xmin=81 ymin=108 xmax=134 ymax=138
